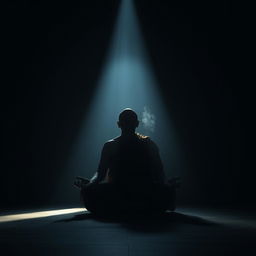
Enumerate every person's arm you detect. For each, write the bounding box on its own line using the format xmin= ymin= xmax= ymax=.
xmin=148 ymin=139 xmax=166 ymax=184
xmin=90 ymin=142 xmax=110 ymax=184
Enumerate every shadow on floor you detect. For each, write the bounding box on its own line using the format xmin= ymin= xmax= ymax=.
xmin=55 ymin=211 xmax=218 ymax=232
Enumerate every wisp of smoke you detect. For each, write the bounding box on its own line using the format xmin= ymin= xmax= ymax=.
xmin=141 ymin=106 xmax=156 ymax=132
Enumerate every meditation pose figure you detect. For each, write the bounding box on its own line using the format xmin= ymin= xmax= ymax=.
xmin=74 ymin=108 xmax=179 ymax=216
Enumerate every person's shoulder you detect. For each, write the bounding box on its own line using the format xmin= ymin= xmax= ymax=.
xmin=136 ymin=133 xmax=159 ymax=150
xmin=101 ymin=138 xmax=119 ymax=154
xmin=136 ymin=133 xmax=149 ymax=140
xmin=136 ymin=133 xmax=154 ymax=144
xmin=103 ymin=136 xmax=120 ymax=147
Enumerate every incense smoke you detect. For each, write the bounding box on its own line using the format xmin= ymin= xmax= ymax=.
xmin=141 ymin=106 xmax=155 ymax=132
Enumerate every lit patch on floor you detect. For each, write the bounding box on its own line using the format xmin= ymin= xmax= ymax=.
xmin=179 ymin=209 xmax=256 ymax=229
xmin=209 ymin=217 xmax=256 ymax=229
xmin=0 ymin=208 xmax=86 ymax=223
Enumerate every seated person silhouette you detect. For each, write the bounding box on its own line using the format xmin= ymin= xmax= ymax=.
xmin=74 ymin=108 xmax=180 ymax=216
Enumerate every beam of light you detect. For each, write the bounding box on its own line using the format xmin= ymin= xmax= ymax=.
xmin=0 ymin=208 xmax=86 ymax=223
xmin=56 ymin=0 xmax=182 ymax=202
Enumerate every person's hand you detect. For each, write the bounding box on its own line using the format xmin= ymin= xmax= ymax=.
xmin=74 ymin=177 xmax=90 ymax=189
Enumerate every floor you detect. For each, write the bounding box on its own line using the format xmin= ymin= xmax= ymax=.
xmin=0 ymin=207 xmax=256 ymax=256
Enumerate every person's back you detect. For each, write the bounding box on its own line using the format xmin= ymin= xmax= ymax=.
xmin=106 ymin=133 xmax=165 ymax=187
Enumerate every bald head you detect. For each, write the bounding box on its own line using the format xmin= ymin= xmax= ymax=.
xmin=117 ymin=108 xmax=139 ymax=133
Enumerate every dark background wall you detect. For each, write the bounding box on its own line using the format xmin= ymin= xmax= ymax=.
xmin=2 ymin=0 xmax=247 ymax=209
